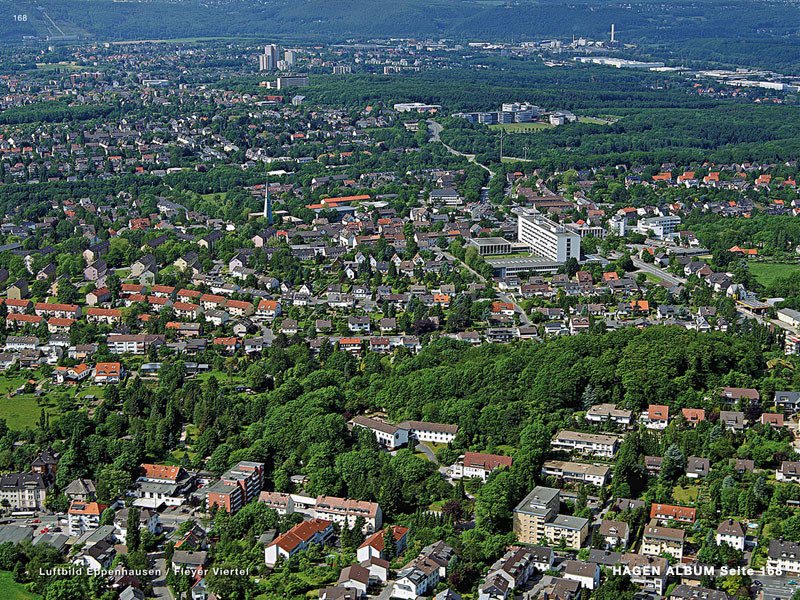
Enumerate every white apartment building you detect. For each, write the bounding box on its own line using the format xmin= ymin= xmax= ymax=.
xmin=351 ymin=416 xmax=409 ymax=449
xmin=642 ymin=525 xmax=685 ymax=560
xmin=517 ymin=212 xmax=580 ymax=263
xmin=551 ymin=430 xmax=620 ymax=458
xmin=68 ymin=501 xmax=109 ymax=536
xmin=633 ymin=215 xmax=682 ymax=239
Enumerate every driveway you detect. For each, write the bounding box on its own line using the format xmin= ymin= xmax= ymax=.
xmin=372 ymin=580 xmax=395 ymax=600
xmin=415 ymin=442 xmax=439 ymax=465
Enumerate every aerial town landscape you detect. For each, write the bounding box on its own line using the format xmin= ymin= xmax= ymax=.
xmin=2 ymin=1 xmax=800 ymax=600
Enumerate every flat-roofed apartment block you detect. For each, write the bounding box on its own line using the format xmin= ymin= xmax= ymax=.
xmin=585 ymin=404 xmax=633 ymax=427
xmin=514 ymin=486 xmax=560 ymax=544
xmin=541 ymin=460 xmax=611 ymax=486
xmin=542 ymin=514 xmax=590 ymax=549
xmin=513 ymin=486 xmax=588 ymax=549
xmin=642 ymin=524 xmax=685 ymax=560
xmin=206 ymin=461 xmax=264 ymax=515
xmin=551 ymin=430 xmax=621 ymax=458
xmin=517 ymin=212 xmax=580 ymax=263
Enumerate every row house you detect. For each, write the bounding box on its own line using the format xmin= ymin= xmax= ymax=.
xmin=107 ymin=334 xmax=165 ymax=355
xmin=650 ymin=503 xmax=696 ymax=523
xmin=173 ymin=302 xmax=200 ymax=319
xmin=6 ymin=314 xmax=42 ymax=328
xmin=4 ymin=298 xmax=32 ymax=313
xmin=85 ymin=307 xmax=122 ymax=325
xmin=34 ymin=302 xmax=80 ymax=319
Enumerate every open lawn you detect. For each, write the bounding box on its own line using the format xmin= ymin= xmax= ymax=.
xmin=0 ymin=374 xmax=60 ymax=430
xmin=749 ymin=261 xmax=800 ymax=287
xmin=196 ymin=369 xmax=246 ymax=386
xmin=641 ymin=271 xmax=665 ymax=283
xmin=0 ymin=570 xmax=41 ymax=600
xmin=673 ymin=484 xmax=701 ymax=504
xmin=489 ymin=122 xmax=553 ymax=133
xmin=578 ymin=116 xmax=613 ymax=124
xmin=0 ymin=394 xmax=58 ymax=430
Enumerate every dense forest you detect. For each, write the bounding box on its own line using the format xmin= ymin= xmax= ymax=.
xmin=437 ymin=103 xmax=800 ymax=169
xmin=3 ymin=0 xmax=800 ymax=54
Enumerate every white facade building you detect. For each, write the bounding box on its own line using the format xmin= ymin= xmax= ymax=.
xmin=517 ymin=213 xmax=580 ymax=263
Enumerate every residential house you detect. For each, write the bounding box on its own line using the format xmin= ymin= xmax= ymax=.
xmin=449 ymin=452 xmax=513 ymax=482
xmin=650 ymin=504 xmax=696 ymax=523
xmin=715 ymin=519 xmax=746 ymax=551
xmin=265 ymin=518 xmax=333 ymax=566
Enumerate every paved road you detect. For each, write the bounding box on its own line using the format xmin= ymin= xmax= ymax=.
xmin=374 ymin=579 xmax=395 ymax=600
xmin=632 ymin=258 xmax=686 ymax=286
xmin=428 ymin=120 xmax=495 ymax=178
xmin=150 ymin=555 xmax=174 ymax=600
xmin=758 ymin=574 xmax=799 ymax=600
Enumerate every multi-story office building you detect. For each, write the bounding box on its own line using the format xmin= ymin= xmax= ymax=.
xmin=517 ymin=212 xmax=580 ymax=263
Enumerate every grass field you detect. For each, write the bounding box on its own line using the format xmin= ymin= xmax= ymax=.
xmin=32 ymin=62 xmax=92 ymax=73
xmin=673 ymin=485 xmax=701 ymax=504
xmin=578 ymin=116 xmax=612 ymax=124
xmin=489 ymin=122 xmax=553 ymax=133
xmin=0 ymin=376 xmax=43 ymax=430
xmin=642 ymin=271 xmax=665 ymax=283
xmin=0 ymin=570 xmax=41 ymax=600
xmin=749 ymin=261 xmax=800 ymax=287
xmin=0 ymin=373 xmax=65 ymax=430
